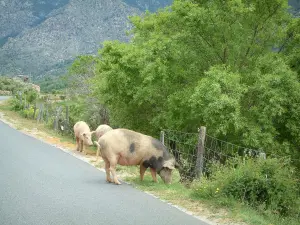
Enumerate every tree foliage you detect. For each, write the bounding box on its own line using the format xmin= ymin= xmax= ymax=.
xmin=86 ymin=0 xmax=300 ymax=164
xmin=0 ymin=76 xmax=26 ymax=94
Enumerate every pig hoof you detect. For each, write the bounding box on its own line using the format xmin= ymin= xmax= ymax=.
xmin=115 ymin=181 xmax=121 ymax=185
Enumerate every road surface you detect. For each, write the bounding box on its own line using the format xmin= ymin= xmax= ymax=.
xmin=0 ymin=111 xmax=210 ymax=224
xmin=0 ymin=96 xmax=11 ymax=101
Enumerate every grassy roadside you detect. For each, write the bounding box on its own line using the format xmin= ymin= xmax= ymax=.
xmin=1 ymin=100 xmax=296 ymax=225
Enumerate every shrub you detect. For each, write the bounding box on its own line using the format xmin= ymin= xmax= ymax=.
xmin=20 ymin=106 xmax=38 ymax=119
xmin=24 ymin=89 xmax=38 ymax=104
xmin=193 ymin=157 xmax=300 ymax=217
xmin=9 ymin=98 xmax=24 ymax=111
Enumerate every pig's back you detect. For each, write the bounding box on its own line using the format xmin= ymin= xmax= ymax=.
xmin=99 ymin=129 xmax=164 ymax=160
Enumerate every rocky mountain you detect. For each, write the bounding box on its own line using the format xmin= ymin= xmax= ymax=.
xmin=0 ymin=0 xmax=172 ymax=79
xmin=0 ymin=0 xmax=298 ymax=79
xmin=290 ymin=0 xmax=300 ymax=15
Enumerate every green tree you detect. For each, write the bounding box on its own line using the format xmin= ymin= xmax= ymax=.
xmin=64 ymin=55 xmax=100 ymax=96
xmin=90 ymin=0 xmax=300 ymax=164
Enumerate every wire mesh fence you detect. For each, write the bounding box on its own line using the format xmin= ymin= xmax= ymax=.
xmin=12 ymin=92 xmax=108 ymax=138
xmin=162 ymin=129 xmax=199 ymax=182
xmin=161 ymin=127 xmax=267 ymax=183
xmin=12 ymin=92 xmax=73 ymax=136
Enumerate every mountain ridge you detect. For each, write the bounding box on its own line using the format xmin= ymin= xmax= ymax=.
xmin=0 ymin=0 xmax=298 ymax=79
xmin=0 ymin=0 xmax=171 ymax=79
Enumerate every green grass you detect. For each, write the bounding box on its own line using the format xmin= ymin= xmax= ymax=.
xmin=0 ymin=102 xmax=11 ymax=111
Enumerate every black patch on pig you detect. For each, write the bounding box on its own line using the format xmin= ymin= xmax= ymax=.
xmin=151 ymin=137 xmax=173 ymax=162
xmin=162 ymin=148 xmax=172 ymax=161
xmin=142 ymin=156 xmax=164 ymax=172
xmin=129 ymin=143 xmax=135 ymax=153
xmin=151 ymin=138 xmax=164 ymax=151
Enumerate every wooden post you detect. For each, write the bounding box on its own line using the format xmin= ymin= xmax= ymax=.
xmin=45 ymin=105 xmax=48 ymax=123
xmin=53 ymin=106 xmax=62 ymax=131
xmin=195 ymin=126 xmax=206 ymax=179
xmin=65 ymin=106 xmax=69 ymax=132
xmin=160 ymin=131 xmax=165 ymax=145
xmin=40 ymin=104 xmax=44 ymax=122
xmin=19 ymin=92 xmax=22 ymax=106
xmin=54 ymin=107 xmax=58 ymax=131
xmin=65 ymin=106 xmax=69 ymax=123
xmin=33 ymin=103 xmax=37 ymax=119
xmin=37 ymin=104 xmax=41 ymax=122
xmin=37 ymin=104 xmax=44 ymax=123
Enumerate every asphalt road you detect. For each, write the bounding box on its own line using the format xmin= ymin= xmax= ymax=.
xmin=0 ymin=116 xmax=210 ymax=224
xmin=0 ymin=96 xmax=11 ymax=101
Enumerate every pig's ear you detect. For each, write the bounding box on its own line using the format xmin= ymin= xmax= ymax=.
xmin=163 ymin=159 xmax=175 ymax=170
xmin=90 ymin=131 xmax=96 ymax=135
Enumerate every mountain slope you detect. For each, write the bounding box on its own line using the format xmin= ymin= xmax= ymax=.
xmin=1 ymin=0 xmax=297 ymax=78
xmin=0 ymin=0 xmax=171 ymax=78
xmin=0 ymin=0 xmax=70 ymax=47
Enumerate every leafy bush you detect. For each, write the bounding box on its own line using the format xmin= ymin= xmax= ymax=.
xmin=9 ymin=98 xmax=24 ymax=111
xmin=20 ymin=106 xmax=38 ymax=119
xmin=193 ymin=158 xmax=300 ymax=217
xmin=25 ymin=89 xmax=38 ymax=104
xmin=0 ymin=76 xmax=25 ymax=94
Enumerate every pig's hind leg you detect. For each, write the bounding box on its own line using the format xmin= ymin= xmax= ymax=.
xmin=108 ymin=156 xmax=121 ymax=185
xmin=75 ymin=137 xmax=80 ymax=151
xmin=150 ymin=168 xmax=158 ymax=182
xmin=140 ymin=164 xmax=147 ymax=181
xmin=80 ymin=140 xmax=84 ymax=153
xmin=103 ymin=158 xmax=112 ymax=183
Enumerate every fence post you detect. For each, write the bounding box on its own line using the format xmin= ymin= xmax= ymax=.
xmin=41 ymin=104 xmax=44 ymax=122
xmin=160 ymin=131 xmax=165 ymax=145
xmin=53 ymin=106 xmax=62 ymax=131
xmin=37 ymin=104 xmax=44 ymax=123
xmin=18 ymin=92 xmax=22 ymax=106
xmin=32 ymin=103 xmax=37 ymax=119
xmin=195 ymin=126 xmax=206 ymax=179
xmin=65 ymin=106 xmax=69 ymax=122
xmin=54 ymin=107 xmax=58 ymax=131
xmin=36 ymin=104 xmax=40 ymax=122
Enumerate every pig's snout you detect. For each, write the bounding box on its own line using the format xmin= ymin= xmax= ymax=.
xmin=87 ymin=139 xmax=93 ymax=146
xmin=83 ymin=132 xmax=93 ymax=146
xmin=159 ymin=168 xmax=172 ymax=184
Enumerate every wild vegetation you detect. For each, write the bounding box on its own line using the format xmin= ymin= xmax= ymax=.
xmin=35 ymin=76 xmax=68 ymax=94
xmin=0 ymin=76 xmax=26 ymax=94
xmin=68 ymin=0 xmax=300 ymax=162
xmin=64 ymin=0 xmax=300 ymax=222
